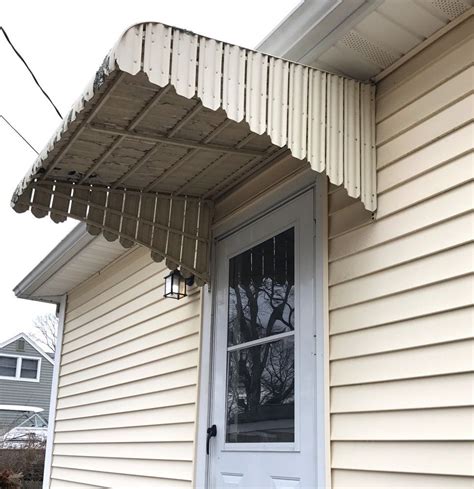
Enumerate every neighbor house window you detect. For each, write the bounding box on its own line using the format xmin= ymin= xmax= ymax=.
xmin=0 ymin=356 xmax=17 ymax=377
xmin=20 ymin=359 xmax=40 ymax=379
xmin=0 ymin=355 xmax=40 ymax=381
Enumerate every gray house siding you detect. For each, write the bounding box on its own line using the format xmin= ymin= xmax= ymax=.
xmin=0 ymin=336 xmax=54 ymax=434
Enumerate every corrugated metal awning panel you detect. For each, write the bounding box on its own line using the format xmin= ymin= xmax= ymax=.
xmin=11 ymin=22 xmax=376 ymax=284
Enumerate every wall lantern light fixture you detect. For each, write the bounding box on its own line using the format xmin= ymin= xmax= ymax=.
xmin=164 ymin=269 xmax=194 ymax=299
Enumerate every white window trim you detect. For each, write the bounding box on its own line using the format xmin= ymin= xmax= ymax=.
xmin=194 ymin=170 xmax=330 ymax=488
xmin=0 ymin=353 xmax=42 ymax=382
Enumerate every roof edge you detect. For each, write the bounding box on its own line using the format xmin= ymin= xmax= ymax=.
xmin=14 ymin=223 xmax=94 ymax=302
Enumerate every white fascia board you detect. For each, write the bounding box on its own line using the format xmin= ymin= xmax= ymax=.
xmin=13 ymin=223 xmax=94 ymax=303
xmin=257 ymin=0 xmax=346 ymax=57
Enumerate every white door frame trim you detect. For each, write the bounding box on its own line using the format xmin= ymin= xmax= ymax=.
xmin=315 ymin=176 xmax=331 ymax=489
xmin=194 ymin=172 xmax=329 ymax=488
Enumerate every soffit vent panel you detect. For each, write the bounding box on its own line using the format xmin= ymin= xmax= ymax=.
xmin=340 ymin=30 xmax=399 ymax=69
xmin=301 ymin=0 xmax=473 ymax=80
xmin=429 ymin=0 xmax=471 ymax=20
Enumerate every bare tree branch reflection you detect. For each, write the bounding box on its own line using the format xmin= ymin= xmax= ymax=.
xmin=226 ymin=228 xmax=295 ymax=443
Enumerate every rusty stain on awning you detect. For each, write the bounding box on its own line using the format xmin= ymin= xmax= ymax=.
xmin=11 ymin=22 xmax=376 ymax=283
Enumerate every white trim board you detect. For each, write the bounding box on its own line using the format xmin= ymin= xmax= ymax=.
xmin=42 ymin=294 xmax=66 ymax=489
xmin=314 ymin=175 xmax=331 ymax=488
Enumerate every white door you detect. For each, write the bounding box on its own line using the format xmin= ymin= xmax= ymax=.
xmin=208 ymin=191 xmax=317 ymax=488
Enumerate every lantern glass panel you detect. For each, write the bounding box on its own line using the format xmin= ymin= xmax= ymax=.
xmin=178 ymin=277 xmax=186 ymax=297
xmin=165 ymin=274 xmax=172 ymax=296
xmin=164 ymin=270 xmax=187 ymax=299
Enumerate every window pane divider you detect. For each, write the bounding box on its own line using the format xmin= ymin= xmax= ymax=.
xmin=16 ymin=357 xmax=22 ymax=378
xmin=227 ymin=330 xmax=294 ymax=352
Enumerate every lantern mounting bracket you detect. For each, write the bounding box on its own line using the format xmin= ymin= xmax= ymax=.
xmin=185 ymin=275 xmax=195 ymax=287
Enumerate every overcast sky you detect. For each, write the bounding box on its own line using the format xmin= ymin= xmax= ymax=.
xmin=0 ymin=0 xmax=300 ymax=342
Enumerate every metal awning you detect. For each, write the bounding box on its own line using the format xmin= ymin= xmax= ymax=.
xmin=11 ymin=22 xmax=376 ymax=284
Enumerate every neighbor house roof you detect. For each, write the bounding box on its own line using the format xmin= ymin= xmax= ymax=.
xmin=0 ymin=333 xmax=54 ymax=365
xmin=11 ymin=21 xmax=376 ymax=284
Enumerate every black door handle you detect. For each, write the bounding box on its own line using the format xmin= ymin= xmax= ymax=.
xmin=206 ymin=424 xmax=217 ymax=455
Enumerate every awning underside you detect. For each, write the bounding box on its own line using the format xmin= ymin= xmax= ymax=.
xmin=11 ymin=23 xmax=376 ymax=284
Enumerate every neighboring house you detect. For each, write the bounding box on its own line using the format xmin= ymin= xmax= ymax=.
xmin=10 ymin=1 xmax=474 ymax=488
xmin=0 ymin=333 xmax=54 ymax=437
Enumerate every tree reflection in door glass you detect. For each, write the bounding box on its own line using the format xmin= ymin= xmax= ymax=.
xmin=226 ymin=337 xmax=295 ymax=442
xmin=227 ymin=228 xmax=295 ymax=346
xmin=225 ymin=227 xmax=295 ymax=443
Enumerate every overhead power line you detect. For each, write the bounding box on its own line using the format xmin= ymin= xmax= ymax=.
xmin=0 ymin=115 xmax=39 ymax=154
xmin=0 ymin=26 xmax=63 ymax=119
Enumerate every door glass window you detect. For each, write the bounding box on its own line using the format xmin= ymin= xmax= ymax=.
xmin=226 ymin=228 xmax=295 ymax=443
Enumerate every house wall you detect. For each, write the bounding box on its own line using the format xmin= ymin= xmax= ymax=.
xmin=48 ymin=247 xmax=201 ymax=488
xmin=328 ymin=16 xmax=474 ymax=488
xmin=0 ymin=338 xmax=53 ymax=433
xmin=39 ymin=13 xmax=473 ymax=489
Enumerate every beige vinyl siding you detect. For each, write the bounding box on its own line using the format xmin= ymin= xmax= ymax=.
xmin=49 ymin=247 xmax=200 ymax=489
xmin=328 ymin=15 xmax=474 ymax=489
